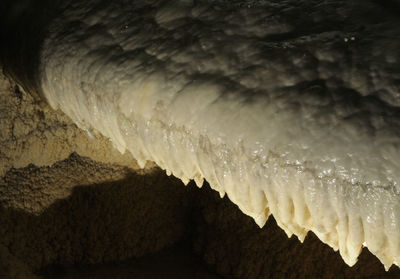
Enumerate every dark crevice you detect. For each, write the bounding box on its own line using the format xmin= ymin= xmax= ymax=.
xmin=0 ymin=0 xmax=66 ymax=99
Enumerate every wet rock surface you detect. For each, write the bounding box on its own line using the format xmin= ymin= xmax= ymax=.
xmin=192 ymin=185 xmax=400 ymax=279
xmin=28 ymin=0 xmax=400 ymax=268
xmin=1 ymin=0 xmax=400 ymax=278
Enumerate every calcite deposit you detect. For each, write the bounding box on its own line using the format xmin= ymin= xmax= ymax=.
xmin=1 ymin=0 xmax=400 ymax=278
xmin=39 ymin=0 xmax=400 ymax=269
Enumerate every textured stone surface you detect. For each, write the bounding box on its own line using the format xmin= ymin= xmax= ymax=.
xmin=0 ymin=157 xmax=191 ymax=279
xmin=1 ymin=0 xmax=400 ymax=277
xmin=34 ymin=0 xmax=400 ymax=268
xmin=0 ymin=72 xmax=155 ymax=213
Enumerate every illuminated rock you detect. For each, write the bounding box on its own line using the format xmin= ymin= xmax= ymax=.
xmin=3 ymin=0 xmax=400 ymax=271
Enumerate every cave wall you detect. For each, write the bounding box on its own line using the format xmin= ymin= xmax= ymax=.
xmin=1 ymin=0 xmax=400 ymax=278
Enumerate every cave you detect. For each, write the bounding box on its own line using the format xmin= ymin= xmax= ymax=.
xmin=1 ymin=0 xmax=400 ymax=278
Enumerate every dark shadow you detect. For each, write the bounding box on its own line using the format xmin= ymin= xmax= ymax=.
xmin=191 ymin=184 xmax=400 ymax=279
xmin=0 ymin=167 xmax=212 ymax=278
xmin=39 ymin=240 xmax=223 ymax=279
xmin=1 ymin=161 xmax=400 ymax=279
xmin=0 ymin=0 xmax=66 ymax=98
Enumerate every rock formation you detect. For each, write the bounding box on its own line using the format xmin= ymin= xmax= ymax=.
xmin=1 ymin=0 xmax=400 ymax=278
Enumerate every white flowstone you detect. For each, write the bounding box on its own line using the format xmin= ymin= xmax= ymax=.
xmin=39 ymin=0 xmax=400 ymax=270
